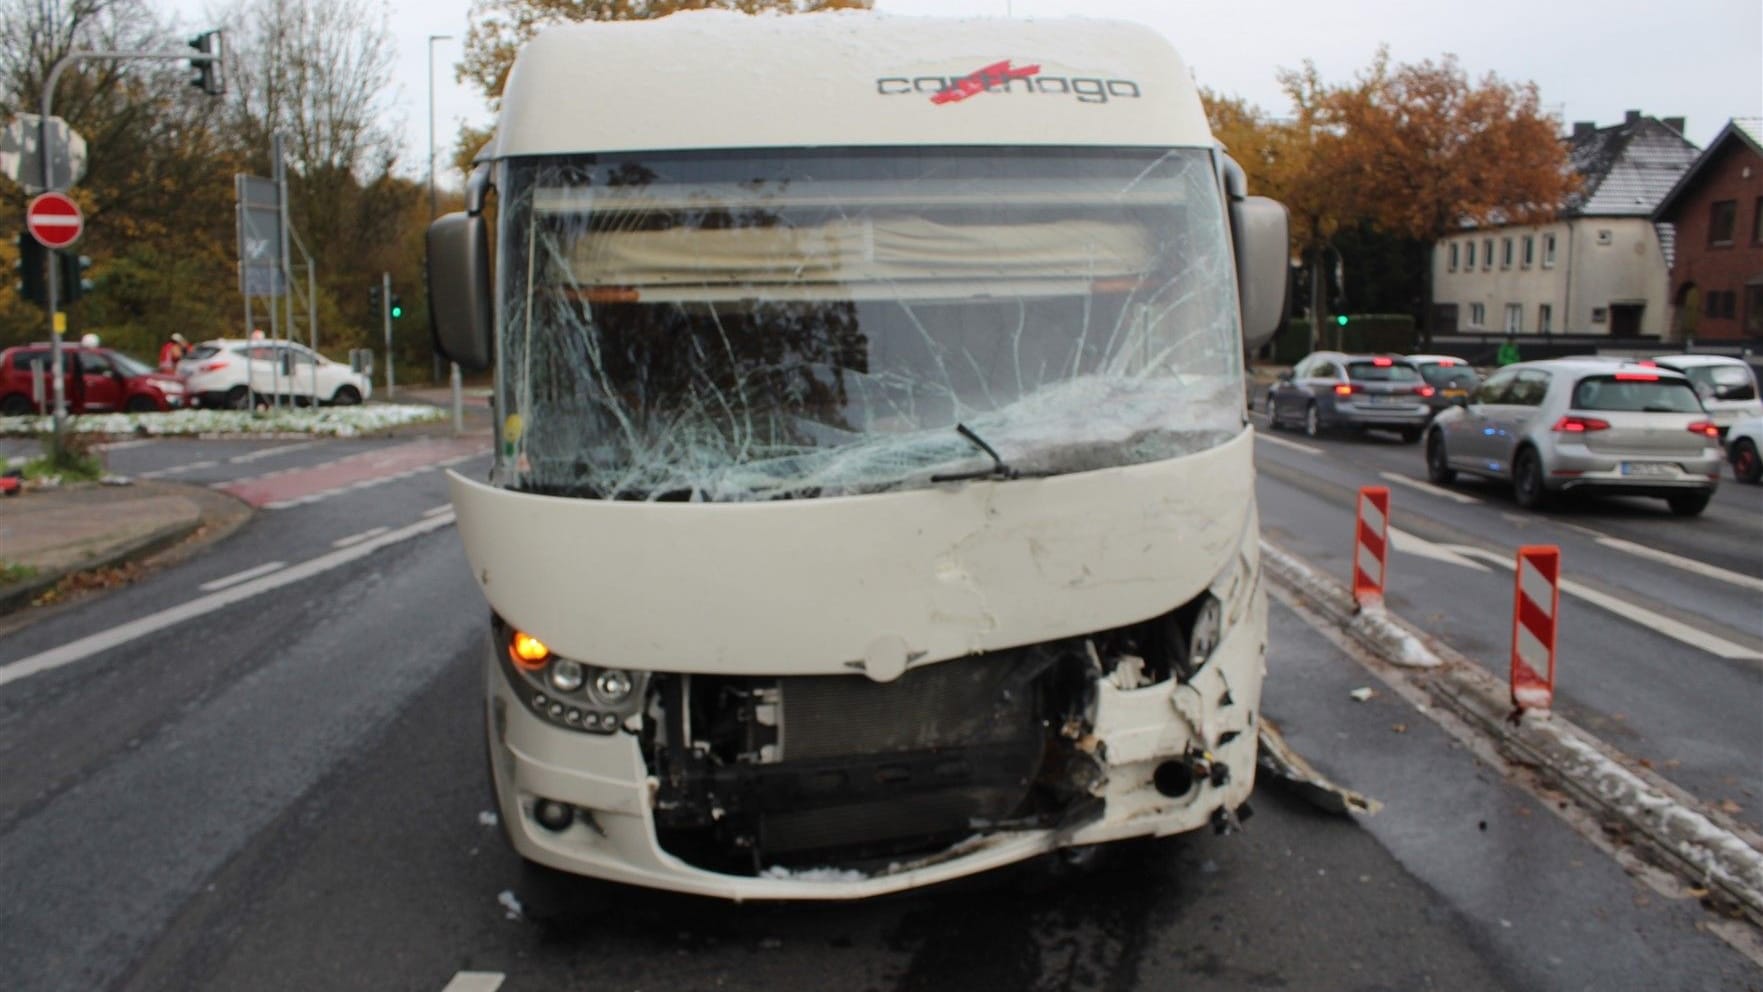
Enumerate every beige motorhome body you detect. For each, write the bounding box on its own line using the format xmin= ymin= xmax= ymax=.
xmin=445 ymin=11 xmax=1283 ymax=900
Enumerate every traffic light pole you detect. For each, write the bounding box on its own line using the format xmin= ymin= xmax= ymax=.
xmin=382 ymin=271 xmax=394 ymax=400
xmin=38 ymin=44 xmax=221 ymax=455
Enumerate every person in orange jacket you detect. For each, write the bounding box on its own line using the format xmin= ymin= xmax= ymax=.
xmin=158 ymin=333 xmax=188 ymax=372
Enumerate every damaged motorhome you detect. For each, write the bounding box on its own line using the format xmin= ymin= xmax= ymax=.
xmin=429 ymin=11 xmax=1288 ymax=899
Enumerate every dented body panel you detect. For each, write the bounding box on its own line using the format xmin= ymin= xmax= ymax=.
xmin=450 ymin=433 xmax=1252 ymax=674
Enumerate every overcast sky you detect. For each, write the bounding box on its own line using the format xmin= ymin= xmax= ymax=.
xmin=179 ymin=0 xmax=1763 ymax=187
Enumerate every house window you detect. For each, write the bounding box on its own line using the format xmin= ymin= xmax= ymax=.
xmin=1751 ymin=197 xmax=1763 ymax=245
xmin=1709 ymin=200 xmax=1737 ymax=245
xmin=1466 ymin=241 xmax=1476 ymax=268
xmin=1745 ymin=284 xmax=1763 ymax=335
xmin=1469 ymin=303 xmax=1486 ymax=327
xmin=1538 ymin=303 xmax=1552 ymax=333
xmin=1708 ymin=290 xmax=1737 ymax=319
xmin=1523 ymin=236 xmax=1535 ymax=268
xmin=1543 ymin=234 xmax=1557 ymax=268
xmin=1502 ymin=238 xmax=1513 ymax=268
xmin=1591 ymin=306 xmax=1607 ymax=324
xmin=1449 ymin=243 xmax=1459 ymax=271
xmin=1482 ymin=238 xmax=1493 ymax=268
xmin=1505 ymin=303 xmax=1522 ymax=332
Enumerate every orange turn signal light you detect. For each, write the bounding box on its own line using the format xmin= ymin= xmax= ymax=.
xmin=509 ymin=631 xmax=551 ymax=670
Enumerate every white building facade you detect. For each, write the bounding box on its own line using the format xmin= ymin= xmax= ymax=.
xmin=1430 ymin=112 xmax=1697 ymax=338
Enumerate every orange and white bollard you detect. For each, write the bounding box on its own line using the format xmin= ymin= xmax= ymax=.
xmin=1510 ymin=545 xmax=1561 ymax=714
xmin=1352 ymin=486 xmax=1390 ymax=610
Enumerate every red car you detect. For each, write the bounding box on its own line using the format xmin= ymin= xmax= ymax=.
xmin=0 ymin=344 xmax=188 ymax=415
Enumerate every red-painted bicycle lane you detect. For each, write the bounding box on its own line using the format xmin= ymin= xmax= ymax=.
xmin=219 ymin=438 xmax=488 ymax=508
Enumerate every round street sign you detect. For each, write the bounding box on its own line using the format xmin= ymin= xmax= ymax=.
xmin=26 ymin=191 xmax=83 ymax=249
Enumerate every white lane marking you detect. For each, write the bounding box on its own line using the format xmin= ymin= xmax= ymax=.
xmin=0 ymin=512 xmax=456 ymax=691
xmin=94 ymin=440 xmax=155 ymax=453
xmin=1254 ymin=430 xmax=1322 ymax=456
xmin=197 ymin=561 xmax=287 ymax=592
xmin=139 ymin=460 xmax=217 ymax=480
xmin=332 ymin=526 xmax=390 ymax=548
xmin=228 ymin=440 xmax=321 ymax=464
xmin=1387 ymin=526 xmax=1491 ymax=572
xmin=440 ymin=973 xmax=505 ymax=992
xmin=1454 ymin=547 xmax=1763 ymax=661
xmin=423 ymin=503 xmax=453 ymax=517
xmin=1591 ymin=536 xmax=1763 ymax=593
xmin=1378 ymin=470 xmax=1483 ymax=505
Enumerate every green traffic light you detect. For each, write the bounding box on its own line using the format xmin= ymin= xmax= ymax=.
xmin=390 ymin=305 xmax=403 ymax=319
xmin=1335 ymin=314 xmax=1348 ymax=326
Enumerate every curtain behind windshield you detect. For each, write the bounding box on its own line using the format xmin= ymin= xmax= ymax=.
xmin=496 ymin=147 xmax=1244 ymax=501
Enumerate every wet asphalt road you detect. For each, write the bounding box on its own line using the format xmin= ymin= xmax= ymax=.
xmin=0 ymin=432 xmax=1758 ymax=990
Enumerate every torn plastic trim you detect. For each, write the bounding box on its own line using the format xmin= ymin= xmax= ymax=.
xmin=1255 ymin=717 xmax=1382 ymax=816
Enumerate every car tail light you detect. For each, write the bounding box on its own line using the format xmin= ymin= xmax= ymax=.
xmin=1636 ymin=360 xmax=1657 ymax=367
xmin=1415 ymin=385 xmax=1436 ymax=398
xmin=199 ymin=361 xmax=228 ymax=373
xmin=1552 ymin=416 xmax=1611 ymax=433
xmin=1686 ymin=421 xmax=1720 ymax=439
xmin=1334 ymin=384 xmax=1356 ymax=396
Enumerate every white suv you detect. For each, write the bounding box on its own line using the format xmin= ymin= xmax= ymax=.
xmin=179 ymin=339 xmax=373 ymax=409
xmin=1649 ymin=354 xmax=1762 ymax=436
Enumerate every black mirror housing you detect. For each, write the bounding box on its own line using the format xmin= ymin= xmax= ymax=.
xmin=427 ymin=212 xmax=493 ymax=372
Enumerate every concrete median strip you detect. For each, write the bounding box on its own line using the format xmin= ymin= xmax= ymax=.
xmin=1261 ymin=537 xmax=1763 ymax=927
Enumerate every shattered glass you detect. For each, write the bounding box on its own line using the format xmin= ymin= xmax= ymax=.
xmin=494 ymin=147 xmax=1245 ymax=501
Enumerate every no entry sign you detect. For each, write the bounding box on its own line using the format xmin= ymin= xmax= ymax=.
xmin=26 ymin=191 xmax=82 ymax=249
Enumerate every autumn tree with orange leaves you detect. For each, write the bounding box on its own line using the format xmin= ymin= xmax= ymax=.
xmin=1208 ymin=48 xmax=1576 ymax=344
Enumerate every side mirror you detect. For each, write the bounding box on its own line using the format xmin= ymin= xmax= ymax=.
xmin=1231 ymin=196 xmax=1290 ymax=352
xmin=427 ymin=212 xmax=493 ymax=372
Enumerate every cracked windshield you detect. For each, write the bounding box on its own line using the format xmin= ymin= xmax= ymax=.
xmin=496 ymin=148 xmax=1243 ymax=500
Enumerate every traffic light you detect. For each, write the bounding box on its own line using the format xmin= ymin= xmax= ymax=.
xmin=189 ymin=30 xmax=224 ymax=96
xmin=369 ymin=283 xmax=382 ymax=314
xmin=15 ymin=233 xmax=46 ymax=307
xmin=58 ymin=252 xmax=93 ymax=303
xmin=390 ymin=293 xmax=403 ymax=319
xmin=1335 ymin=314 xmax=1349 ymax=327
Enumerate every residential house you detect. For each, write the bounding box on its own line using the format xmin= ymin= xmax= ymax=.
xmin=1430 ymin=111 xmax=1698 ymax=338
xmin=1652 ymin=118 xmax=1763 ymax=341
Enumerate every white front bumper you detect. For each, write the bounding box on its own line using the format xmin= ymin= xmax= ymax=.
xmin=484 ymin=581 xmax=1266 ymax=901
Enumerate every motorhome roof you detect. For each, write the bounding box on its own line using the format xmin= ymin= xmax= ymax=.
xmin=492 ymin=12 xmax=1212 ymax=158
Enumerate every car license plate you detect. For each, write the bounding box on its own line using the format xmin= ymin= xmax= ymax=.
xmin=1620 ymin=462 xmax=1674 ymax=477
xmin=1442 ymin=388 xmax=1467 ymax=398
xmin=1365 ymin=394 xmax=1403 ymax=405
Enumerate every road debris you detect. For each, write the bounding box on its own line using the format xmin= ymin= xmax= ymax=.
xmin=1257 ymin=718 xmax=1383 ymax=816
xmin=1349 ymin=687 xmax=1376 ymax=702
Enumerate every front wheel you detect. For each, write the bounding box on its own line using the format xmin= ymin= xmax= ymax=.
xmin=1666 ymin=491 xmax=1712 ymax=517
xmin=1731 ymin=439 xmax=1762 ymax=484
xmin=1513 ymin=447 xmax=1549 ymax=510
xmin=330 ymin=384 xmax=362 ymax=406
xmin=1425 ymin=432 xmax=1456 ymax=484
xmin=1303 ymin=403 xmax=1321 ymax=438
xmin=0 ymin=393 xmax=32 ymax=416
xmin=224 ymin=385 xmax=251 ymax=410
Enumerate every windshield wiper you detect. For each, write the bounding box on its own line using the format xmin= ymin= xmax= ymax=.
xmin=932 ymin=423 xmax=1021 ymax=483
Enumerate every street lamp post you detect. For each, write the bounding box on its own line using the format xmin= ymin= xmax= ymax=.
xmin=428 ymin=33 xmax=464 ymax=431
xmin=427 ymin=33 xmax=452 ymax=221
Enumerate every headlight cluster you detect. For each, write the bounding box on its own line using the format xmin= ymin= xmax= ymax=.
xmin=499 ymin=623 xmax=645 ymax=735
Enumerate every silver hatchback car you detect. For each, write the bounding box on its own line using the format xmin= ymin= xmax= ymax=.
xmin=1424 ymin=358 xmax=1723 ymax=515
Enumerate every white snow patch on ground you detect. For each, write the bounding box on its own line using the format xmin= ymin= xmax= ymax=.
xmin=1259 ymin=541 xmax=1440 ymax=668
xmin=1549 ymin=731 xmax=1763 ymax=901
xmin=0 ymin=404 xmax=444 ymax=438
xmin=478 ymin=810 xmax=499 ymax=827
xmin=497 ymin=889 xmax=525 ymax=920
xmin=759 ymin=865 xmax=868 ymax=883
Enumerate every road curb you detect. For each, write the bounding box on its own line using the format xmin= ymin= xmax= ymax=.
xmin=0 ymin=514 xmax=200 ymax=616
xmin=1260 ymin=538 xmax=1763 ymax=927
